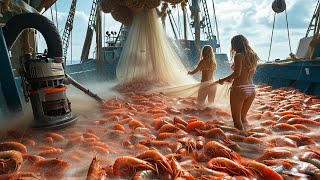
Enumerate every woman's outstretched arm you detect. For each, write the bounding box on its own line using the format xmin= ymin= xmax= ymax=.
xmin=188 ymin=60 xmax=204 ymax=75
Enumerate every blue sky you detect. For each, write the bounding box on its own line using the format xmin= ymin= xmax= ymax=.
xmin=38 ymin=0 xmax=317 ymax=63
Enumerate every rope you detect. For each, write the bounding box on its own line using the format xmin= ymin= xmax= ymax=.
xmin=50 ymin=7 xmax=55 ymax=24
xmin=285 ymin=9 xmax=292 ymax=53
xmin=268 ymin=13 xmax=276 ymax=62
xmin=169 ymin=7 xmax=182 ymax=39
xmin=103 ymin=13 xmax=105 ymax=47
xmin=71 ymin=30 xmax=73 ymax=64
xmin=55 ymin=2 xmax=59 ymax=30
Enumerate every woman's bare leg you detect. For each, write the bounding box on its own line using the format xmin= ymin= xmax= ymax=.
xmin=230 ymin=88 xmax=245 ymax=130
xmin=197 ymin=85 xmax=207 ymax=106
xmin=208 ymin=85 xmax=217 ymax=104
xmin=241 ymin=91 xmax=256 ymax=128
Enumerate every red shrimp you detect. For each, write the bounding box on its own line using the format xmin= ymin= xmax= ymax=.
xmin=42 ymin=137 xmax=54 ymax=143
xmin=243 ymin=137 xmax=265 ymax=144
xmin=112 ymin=156 xmax=156 ymax=177
xmin=91 ymin=146 xmax=110 ymax=155
xmin=46 ymin=132 xmax=64 ymax=141
xmin=171 ymin=157 xmax=195 ymax=180
xmin=147 ymin=109 xmax=167 ymax=114
xmin=0 ymin=150 xmax=23 ymax=174
xmin=286 ymin=117 xmax=320 ymax=127
xmin=247 ymin=113 xmax=262 ymax=121
xmin=67 ymin=136 xmax=84 ymax=147
xmin=240 ymin=159 xmax=283 ymax=180
xmin=38 ymin=148 xmax=64 ymax=157
xmin=86 ymin=156 xmax=106 ymax=180
xmin=277 ymin=114 xmax=300 ymax=123
xmin=207 ymin=157 xmax=252 ymax=176
xmin=129 ymin=119 xmax=145 ymax=130
xmin=159 ymin=123 xmax=179 ymax=133
xmin=31 ymin=158 xmax=70 ymax=178
xmin=64 ymin=131 xmax=82 ymax=138
xmin=113 ymin=124 xmax=126 ymax=132
xmin=173 ymin=116 xmax=188 ymax=126
xmin=203 ymin=128 xmax=234 ymax=144
xmin=293 ymin=124 xmax=311 ymax=132
xmin=136 ymin=149 xmax=173 ymax=174
xmin=157 ymin=132 xmax=177 ymax=140
xmin=271 ymin=123 xmax=298 ymax=132
xmin=0 ymin=141 xmax=27 ymax=153
xmin=185 ymin=121 xmax=206 ymax=133
xmin=268 ymin=137 xmax=297 ymax=148
xmin=83 ymin=132 xmax=101 ymax=141
xmin=257 ymin=149 xmax=294 ymax=162
xmin=203 ymin=141 xmax=241 ymax=161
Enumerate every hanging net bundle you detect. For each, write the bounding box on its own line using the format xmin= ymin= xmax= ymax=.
xmin=116 ymin=8 xmax=196 ymax=86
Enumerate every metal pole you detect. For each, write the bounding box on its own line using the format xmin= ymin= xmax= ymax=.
xmin=192 ymin=0 xmax=201 ymax=52
xmin=65 ymin=74 xmax=104 ymax=103
xmin=182 ymin=1 xmax=188 ymax=42
xmin=0 ymin=29 xmax=23 ymax=112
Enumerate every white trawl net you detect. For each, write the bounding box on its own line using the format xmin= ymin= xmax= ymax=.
xmin=116 ymin=8 xmax=196 ymax=86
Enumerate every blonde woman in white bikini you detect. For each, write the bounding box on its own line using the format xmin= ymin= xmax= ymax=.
xmin=217 ymin=35 xmax=259 ymax=131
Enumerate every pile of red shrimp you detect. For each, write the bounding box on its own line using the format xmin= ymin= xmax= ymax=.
xmin=0 ymin=84 xmax=319 ymax=179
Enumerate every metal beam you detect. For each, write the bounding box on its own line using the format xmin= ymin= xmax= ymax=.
xmin=0 ymin=28 xmax=22 ymax=113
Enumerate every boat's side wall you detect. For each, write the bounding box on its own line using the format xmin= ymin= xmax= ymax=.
xmin=253 ymin=60 xmax=320 ymax=96
xmin=103 ymin=47 xmax=122 ymax=80
xmin=65 ymin=60 xmax=100 ymax=84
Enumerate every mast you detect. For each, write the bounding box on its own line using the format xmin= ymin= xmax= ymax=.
xmin=191 ymin=0 xmax=201 ymax=51
xmin=306 ymin=0 xmax=320 ymax=58
xmin=181 ymin=1 xmax=188 ymax=42
xmin=62 ymin=0 xmax=77 ymax=60
xmin=306 ymin=0 xmax=320 ymax=37
xmin=95 ymin=6 xmax=103 ymax=74
xmin=80 ymin=0 xmax=98 ymax=62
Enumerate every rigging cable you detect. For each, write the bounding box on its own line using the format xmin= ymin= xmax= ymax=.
xmin=285 ymin=9 xmax=292 ymax=54
xmin=267 ymin=13 xmax=276 ymax=62
xmin=55 ymin=2 xmax=59 ymax=30
xmin=71 ymin=29 xmax=73 ymax=64
xmin=103 ymin=13 xmax=105 ymax=47
xmin=168 ymin=7 xmax=182 ymax=39
xmin=50 ymin=7 xmax=54 ymax=24
xmin=212 ymin=0 xmax=221 ymax=53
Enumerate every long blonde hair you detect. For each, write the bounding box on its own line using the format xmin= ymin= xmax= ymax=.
xmin=200 ymin=45 xmax=216 ymax=70
xmin=230 ymin=35 xmax=259 ymax=72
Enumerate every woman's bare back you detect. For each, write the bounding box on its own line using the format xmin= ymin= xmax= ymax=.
xmin=232 ymin=53 xmax=255 ymax=86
